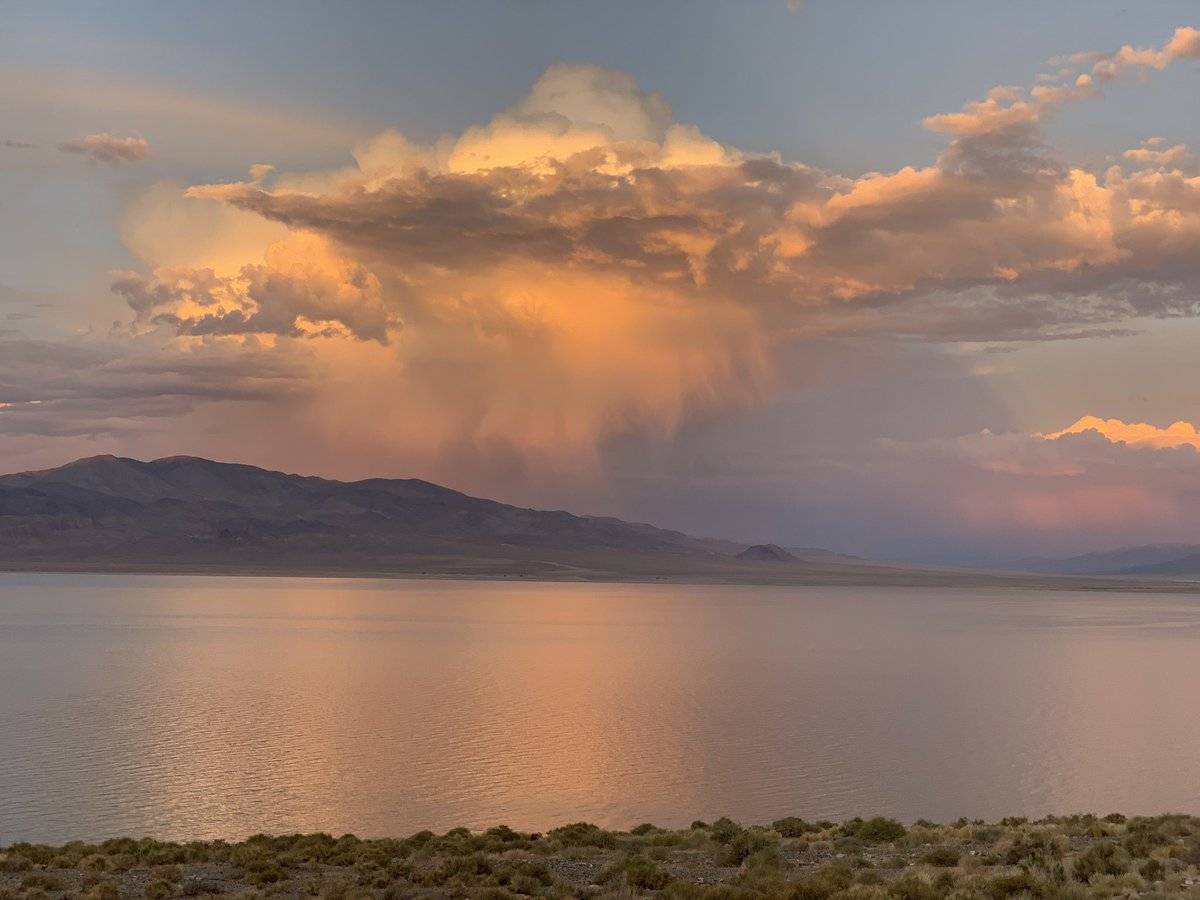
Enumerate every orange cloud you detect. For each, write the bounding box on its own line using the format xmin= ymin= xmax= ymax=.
xmin=1044 ymin=416 xmax=1200 ymax=451
xmin=100 ymin=31 xmax=1200 ymax=484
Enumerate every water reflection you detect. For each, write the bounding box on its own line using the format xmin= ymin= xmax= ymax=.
xmin=2 ymin=576 xmax=1199 ymax=843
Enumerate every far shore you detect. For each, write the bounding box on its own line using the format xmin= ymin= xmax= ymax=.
xmin=1 ymin=558 xmax=1199 ymax=593
xmin=3 ymin=814 xmax=1198 ymax=899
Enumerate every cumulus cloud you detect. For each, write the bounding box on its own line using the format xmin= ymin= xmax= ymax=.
xmin=59 ymin=132 xmax=151 ymax=164
xmin=99 ymin=27 xmax=1200 ymax=496
xmin=111 ymin=233 xmax=398 ymax=342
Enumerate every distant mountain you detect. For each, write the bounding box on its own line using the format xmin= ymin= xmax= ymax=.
xmin=737 ymin=543 xmax=797 ymax=562
xmin=3 ymin=456 xmax=1195 ymax=589
xmin=0 ymin=454 xmax=836 ymax=580
xmin=1010 ymin=543 xmax=1200 ymax=576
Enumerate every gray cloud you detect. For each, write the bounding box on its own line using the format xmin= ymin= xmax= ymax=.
xmin=0 ymin=337 xmax=310 ymax=438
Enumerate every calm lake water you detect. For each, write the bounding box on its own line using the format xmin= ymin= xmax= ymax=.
xmin=2 ymin=574 xmax=1200 ymax=843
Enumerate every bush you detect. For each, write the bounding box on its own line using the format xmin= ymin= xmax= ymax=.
xmin=983 ymin=871 xmax=1034 ymax=898
xmin=1139 ymin=857 xmax=1164 ymax=881
xmin=788 ymin=863 xmax=854 ymax=900
xmin=772 ymin=817 xmax=819 ymax=838
xmin=625 ymin=855 xmax=671 ymax=890
xmin=718 ymin=829 xmax=777 ymax=867
xmin=546 ymin=822 xmax=616 ymax=849
xmin=921 ymin=846 xmax=960 ymax=867
xmin=710 ymin=817 xmax=743 ymax=845
xmin=845 ymin=818 xmax=907 ymax=844
xmin=888 ymin=873 xmax=944 ymax=900
xmin=1001 ymin=829 xmax=1063 ymax=866
xmin=1073 ymin=840 xmax=1129 ymax=882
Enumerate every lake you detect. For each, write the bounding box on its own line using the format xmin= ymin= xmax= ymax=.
xmin=2 ymin=574 xmax=1199 ymax=844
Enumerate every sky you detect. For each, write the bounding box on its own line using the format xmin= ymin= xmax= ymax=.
xmin=3 ymin=1 xmax=1200 ymax=564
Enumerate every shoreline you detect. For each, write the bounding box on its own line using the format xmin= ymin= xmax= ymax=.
xmin=2 ymin=561 xmax=1199 ymax=593
xmin=3 ymin=815 xmax=1198 ymax=898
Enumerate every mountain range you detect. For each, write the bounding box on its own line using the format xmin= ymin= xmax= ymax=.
xmin=0 ymin=454 xmax=1197 ymax=589
xmin=1009 ymin=543 xmax=1200 ymax=577
xmin=0 ymin=455 xmax=855 ymax=580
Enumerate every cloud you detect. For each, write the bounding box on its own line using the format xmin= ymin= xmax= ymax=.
xmin=58 ymin=132 xmax=151 ymax=164
xmin=0 ymin=335 xmax=310 ymax=439
xmin=1123 ymin=140 xmax=1194 ymax=171
xmin=1043 ymin=415 xmax=1200 ymax=450
xmin=1075 ymin=26 xmax=1200 ymax=82
xmin=869 ymin=414 xmax=1200 ymax=547
xmin=2 ymin=139 xmax=35 ymax=149
xmin=84 ymin=28 xmax=1200 ymax=503
xmin=111 ymin=232 xmax=398 ymax=342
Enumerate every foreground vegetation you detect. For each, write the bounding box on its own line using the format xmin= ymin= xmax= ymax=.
xmin=4 ymin=814 xmax=1200 ymax=900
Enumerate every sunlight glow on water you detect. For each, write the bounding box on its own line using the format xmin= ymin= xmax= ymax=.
xmin=2 ymin=574 xmax=1200 ymax=843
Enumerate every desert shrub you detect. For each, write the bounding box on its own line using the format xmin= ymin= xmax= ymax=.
xmin=772 ymin=817 xmax=819 ymax=838
xmin=845 ymin=818 xmax=907 ymax=844
xmin=744 ymin=840 xmax=785 ymax=874
xmin=0 ymin=855 xmax=32 ymax=873
xmin=1138 ymin=857 xmax=1164 ymax=881
xmin=425 ymin=852 xmax=492 ymax=886
xmin=82 ymin=877 xmax=121 ymax=900
xmin=710 ymin=818 xmax=743 ymax=845
xmin=921 ymin=846 xmax=960 ymax=867
xmin=1072 ymin=840 xmax=1129 ymax=882
xmin=787 ymin=862 xmax=855 ymax=900
xmin=982 ymin=871 xmax=1034 ymax=899
xmin=144 ymin=880 xmax=176 ymax=900
xmin=888 ymin=873 xmax=945 ymax=900
xmin=718 ymin=828 xmax=778 ymax=867
xmin=623 ymin=854 xmax=671 ymax=890
xmin=631 ymin=823 xmax=660 ymax=836
xmin=546 ymin=822 xmax=615 ymax=849
xmin=20 ymin=875 xmax=63 ymax=892
xmin=1001 ymin=829 xmax=1063 ymax=866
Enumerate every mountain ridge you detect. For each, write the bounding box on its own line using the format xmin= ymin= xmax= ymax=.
xmin=0 ymin=454 xmax=767 ymax=577
xmin=2 ymin=455 xmax=1198 ymax=590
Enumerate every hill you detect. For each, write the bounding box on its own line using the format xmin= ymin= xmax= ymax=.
xmin=737 ymin=543 xmax=797 ymax=562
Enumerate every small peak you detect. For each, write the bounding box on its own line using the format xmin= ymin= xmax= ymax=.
xmin=737 ymin=543 xmax=797 ymax=562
